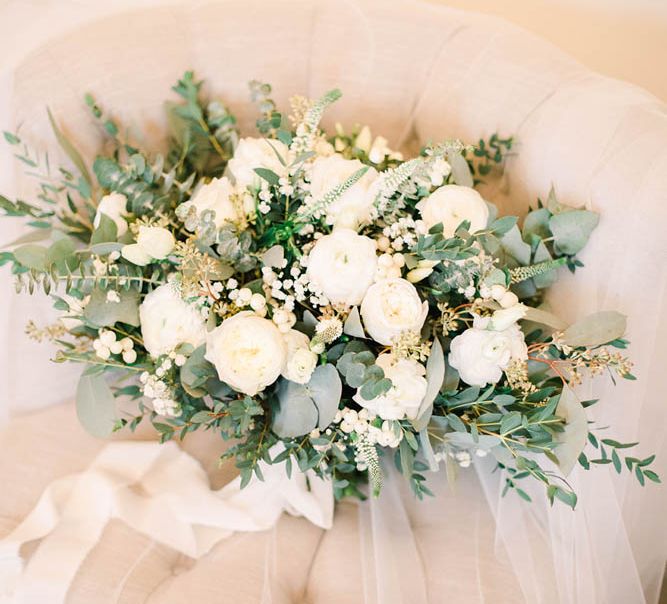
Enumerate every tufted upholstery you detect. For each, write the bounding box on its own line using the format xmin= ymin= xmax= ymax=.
xmin=1 ymin=1 xmax=666 ymax=602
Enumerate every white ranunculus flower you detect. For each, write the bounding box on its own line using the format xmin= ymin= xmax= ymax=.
xmin=360 ymin=278 xmax=429 ymax=346
xmin=139 ymin=284 xmax=207 ymax=358
xmin=181 ymin=177 xmax=241 ymax=228
xmin=306 ymin=228 xmax=377 ymax=306
xmin=308 ymin=155 xmax=378 ymax=229
xmin=206 ymin=311 xmax=287 ymax=396
xmin=353 ymin=354 xmax=427 ymax=421
xmin=226 ymin=137 xmax=289 ymax=190
xmin=136 ymin=226 xmax=175 ymax=259
xmin=94 ymin=193 xmax=128 ymax=236
xmin=448 ymin=320 xmax=528 ymax=387
xmin=282 ymin=329 xmax=318 ymax=384
xmin=417 ymin=184 xmax=489 ymax=237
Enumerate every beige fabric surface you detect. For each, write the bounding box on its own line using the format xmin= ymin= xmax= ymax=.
xmin=0 ymin=403 xmax=524 ymax=603
xmin=1 ymin=0 xmax=666 ymax=602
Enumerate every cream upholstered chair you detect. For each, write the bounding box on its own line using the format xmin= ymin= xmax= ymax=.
xmin=1 ymin=1 xmax=666 ymax=602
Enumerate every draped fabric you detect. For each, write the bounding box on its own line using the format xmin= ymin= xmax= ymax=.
xmin=1 ymin=1 xmax=666 ymax=602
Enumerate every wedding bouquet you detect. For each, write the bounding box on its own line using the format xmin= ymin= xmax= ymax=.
xmin=1 ymin=73 xmax=659 ymax=508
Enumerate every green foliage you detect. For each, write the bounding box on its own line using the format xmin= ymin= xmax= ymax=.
xmin=76 ymin=369 xmax=118 ymax=438
xmin=336 ymin=342 xmax=392 ymax=400
xmin=272 ymin=364 xmax=342 ymax=437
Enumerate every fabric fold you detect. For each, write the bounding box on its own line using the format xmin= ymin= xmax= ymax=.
xmin=0 ymin=441 xmax=333 ymax=604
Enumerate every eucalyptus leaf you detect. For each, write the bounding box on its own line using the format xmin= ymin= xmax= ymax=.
xmin=522 ymin=306 xmax=567 ymax=330
xmin=562 ymin=311 xmax=626 ymax=348
xmin=262 ymin=244 xmax=284 ymax=268
xmin=272 ymin=378 xmax=318 ymax=438
xmin=448 ymin=153 xmax=473 ymax=187
xmin=91 ymin=213 xmax=118 ymax=245
xmin=412 ymin=337 xmax=445 ymax=431
xmin=500 ymin=225 xmax=531 ymax=265
xmin=76 ymin=371 xmax=118 ymax=438
xmin=13 ymin=244 xmax=48 ymax=271
xmin=48 ymin=108 xmax=92 ymax=187
xmin=554 ymin=386 xmax=588 ymax=475
xmin=549 ymin=210 xmax=599 ymax=255
xmin=343 ymin=306 xmax=366 ymax=339
xmin=305 ymin=364 xmax=342 ymax=430
xmin=83 ymin=287 xmax=140 ymax=327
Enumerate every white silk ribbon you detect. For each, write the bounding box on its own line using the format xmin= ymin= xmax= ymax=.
xmin=0 ymin=441 xmax=334 ymax=604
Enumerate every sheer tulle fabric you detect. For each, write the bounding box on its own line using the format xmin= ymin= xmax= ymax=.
xmin=0 ymin=0 xmax=665 ymax=602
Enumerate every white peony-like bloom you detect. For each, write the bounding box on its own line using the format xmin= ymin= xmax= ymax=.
xmin=122 ymin=226 xmax=175 ymax=266
xmin=306 ymin=228 xmax=377 ymax=306
xmin=448 ymin=318 xmax=528 ymax=387
xmin=94 ymin=193 xmax=128 ymax=236
xmin=139 ymin=284 xmax=207 ymax=358
xmin=360 ymin=278 xmax=429 ymax=346
xmin=226 ymin=137 xmax=289 ymax=190
xmin=308 ymin=155 xmax=378 ymax=229
xmin=181 ymin=176 xmax=243 ymax=228
xmin=282 ymin=329 xmax=318 ymax=384
xmin=353 ymin=354 xmax=427 ymax=420
xmin=205 ymin=311 xmax=287 ymax=396
xmin=416 ymin=185 xmax=489 ymax=237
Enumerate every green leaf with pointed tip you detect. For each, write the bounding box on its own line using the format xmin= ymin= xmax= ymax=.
xmin=306 ymin=364 xmax=342 ymax=430
xmin=13 ymin=244 xmax=48 ymax=271
xmin=554 ymin=386 xmax=588 ymax=475
xmin=91 ymin=213 xmax=118 ymax=245
xmin=76 ymin=371 xmax=118 ymax=438
xmin=412 ymin=337 xmax=445 ymax=431
xmin=48 ymin=108 xmax=92 ymax=186
xmin=563 ymin=311 xmax=626 ymax=348
xmin=83 ymin=287 xmax=140 ymax=327
xmin=549 ymin=209 xmax=599 ymax=255
xmin=272 ymin=378 xmax=318 ymax=438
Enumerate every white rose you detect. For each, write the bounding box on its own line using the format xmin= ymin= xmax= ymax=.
xmin=122 ymin=226 xmax=175 ymax=266
xmin=139 ymin=284 xmax=207 ymax=358
xmin=282 ymin=329 xmax=318 ymax=384
xmin=205 ymin=311 xmax=287 ymax=395
xmin=416 ymin=185 xmax=489 ymax=237
xmin=226 ymin=137 xmax=289 ymax=190
xmin=308 ymin=154 xmax=378 ymax=229
xmin=94 ymin=193 xmax=128 ymax=236
xmin=449 ymin=322 xmax=528 ymax=387
xmin=181 ymin=177 xmax=241 ymax=228
xmin=306 ymin=228 xmax=377 ymax=306
xmin=360 ymin=278 xmax=429 ymax=346
xmin=353 ymin=354 xmax=427 ymax=420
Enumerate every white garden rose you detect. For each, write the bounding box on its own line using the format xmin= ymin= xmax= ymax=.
xmin=416 ymin=184 xmax=489 ymax=237
xmin=226 ymin=137 xmax=289 ymax=190
xmin=360 ymin=278 xmax=429 ymax=346
xmin=136 ymin=226 xmax=175 ymax=259
xmin=94 ymin=193 xmax=128 ymax=236
xmin=282 ymin=329 xmax=318 ymax=384
xmin=122 ymin=226 xmax=175 ymax=266
xmin=181 ymin=176 xmax=241 ymax=228
xmin=306 ymin=228 xmax=377 ymax=306
xmin=448 ymin=318 xmax=528 ymax=387
xmin=353 ymin=354 xmax=427 ymax=420
xmin=205 ymin=312 xmax=287 ymax=395
xmin=308 ymin=155 xmax=378 ymax=229
xmin=139 ymin=284 xmax=207 ymax=358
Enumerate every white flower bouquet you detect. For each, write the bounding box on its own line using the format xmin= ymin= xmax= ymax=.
xmin=1 ymin=74 xmax=659 ymax=506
